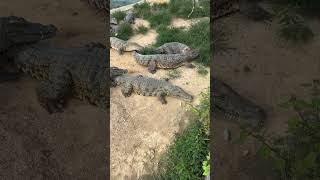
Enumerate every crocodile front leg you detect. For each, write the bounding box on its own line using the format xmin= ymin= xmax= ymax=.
xmin=147 ymin=60 xmax=157 ymax=74
xmin=121 ymin=83 xmax=133 ymax=97
xmin=158 ymin=93 xmax=167 ymax=104
xmin=36 ymin=67 xmax=72 ymax=114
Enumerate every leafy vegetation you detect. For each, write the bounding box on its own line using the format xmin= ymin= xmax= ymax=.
xmin=166 ymin=69 xmax=182 ymax=79
xmin=154 ymin=90 xmax=210 ymax=179
xmin=136 ymin=25 xmax=148 ymax=35
xmin=168 ymin=0 xmax=210 ymax=18
xmin=155 ymin=20 xmax=210 ymax=66
xmin=111 ymin=11 xmax=126 ymax=23
xmin=240 ymin=96 xmax=320 ymax=180
xmin=277 ymin=8 xmax=314 ymax=42
xmin=116 ymin=22 xmax=133 ymax=41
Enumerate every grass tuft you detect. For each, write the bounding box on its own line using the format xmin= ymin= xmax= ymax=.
xmin=111 ymin=11 xmax=126 ymax=23
xmin=116 ymin=22 xmax=133 ymax=41
xmin=136 ymin=25 xmax=149 ymax=34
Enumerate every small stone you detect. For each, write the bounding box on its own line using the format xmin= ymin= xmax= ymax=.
xmin=243 ymin=150 xmax=249 ymax=156
xmin=223 ymin=129 xmax=231 ymax=141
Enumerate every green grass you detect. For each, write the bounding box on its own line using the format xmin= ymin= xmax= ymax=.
xmin=168 ymin=0 xmax=210 ymax=18
xmin=111 ymin=11 xmax=126 ymax=23
xmin=166 ymin=69 xmax=182 ymax=79
xmin=133 ymin=2 xmax=152 ymax=19
xmin=154 ymin=90 xmax=210 ymax=179
xmin=139 ymin=47 xmax=158 ymax=55
xmin=155 ymin=19 xmax=210 ymax=66
xmin=136 ymin=25 xmax=149 ymax=34
xmin=148 ymin=10 xmax=172 ymax=28
xmin=116 ymin=22 xmax=133 ymax=41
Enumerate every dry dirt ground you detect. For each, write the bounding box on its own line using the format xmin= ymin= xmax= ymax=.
xmin=0 ymin=0 xmax=107 ymax=179
xmin=213 ymin=13 xmax=320 ymax=179
xmin=110 ymin=18 xmax=210 ymax=179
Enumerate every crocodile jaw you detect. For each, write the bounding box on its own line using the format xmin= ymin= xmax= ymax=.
xmin=168 ymin=86 xmax=193 ymax=102
xmin=6 ymin=16 xmax=57 ymax=44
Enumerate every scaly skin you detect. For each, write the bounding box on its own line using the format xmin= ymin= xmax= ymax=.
xmin=212 ymin=0 xmax=272 ymax=21
xmin=110 ymin=37 xmax=143 ymax=55
xmin=0 ymin=16 xmax=57 ymax=52
xmin=212 ymin=77 xmax=266 ymax=128
xmin=7 ymin=43 xmax=127 ymax=113
xmin=155 ymin=42 xmax=192 ymax=54
xmin=133 ymin=50 xmax=199 ymax=73
xmin=114 ymin=74 xmax=193 ymax=104
xmin=0 ymin=16 xmax=57 ymax=82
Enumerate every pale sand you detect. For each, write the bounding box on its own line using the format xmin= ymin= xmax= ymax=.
xmin=110 ymin=17 xmax=210 ymax=180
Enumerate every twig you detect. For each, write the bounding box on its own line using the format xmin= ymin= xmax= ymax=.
xmin=188 ymin=0 xmax=196 ymax=19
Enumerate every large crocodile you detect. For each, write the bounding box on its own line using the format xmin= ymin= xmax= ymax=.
xmin=212 ymin=77 xmax=266 ymax=128
xmin=0 ymin=16 xmax=57 ymax=81
xmin=7 ymin=43 xmax=127 ymax=113
xmin=212 ymin=0 xmax=272 ymax=21
xmin=133 ymin=50 xmax=199 ymax=73
xmin=110 ymin=36 xmax=143 ymax=55
xmin=114 ymin=74 xmax=193 ymax=104
xmin=155 ymin=42 xmax=192 ymax=54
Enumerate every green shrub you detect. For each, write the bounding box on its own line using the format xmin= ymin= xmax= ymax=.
xmin=116 ymin=22 xmax=133 ymax=40
xmin=148 ymin=10 xmax=172 ymax=28
xmin=277 ymin=9 xmax=314 ymax=42
xmin=111 ymin=11 xmax=126 ymax=23
xmin=133 ymin=2 xmax=152 ymax=19
xmin=240 ymin=97 xmax=320 ymax=180
xmin=136 ymin=25 xmax=148 ymax=34
xmin=154 ymin=90 xmax=210 ymax=179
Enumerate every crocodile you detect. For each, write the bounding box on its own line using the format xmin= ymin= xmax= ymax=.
xmin=0 ymin=16 xmax=57 ymax=52
xmin=110 ymin=36 xmax=143 ymax=55
xmin=133 ymin=50 xmax=199 ymax=73
xmin=155 ymin=42 xmax=192 ymax=54
xmin=212 ymin=77 xmax=266 ymax=128
xmin=124 ymin=10 xmax=135 ymax=24
xmin=212 ymin=0 xmax=272 ymax=21
xmin=0 ymin=16 xmax=57 ymax=81
xmin=6 ymin=43 xmax=127 ymax=113
xmin=114 ymin=74 xmax=193 ymax=104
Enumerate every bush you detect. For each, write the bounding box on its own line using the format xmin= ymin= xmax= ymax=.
xmin=116 ymin=22 xmax=133 ymax=40
xmin=136 ymin=25 xmax=148 ymax=34
xmin=154 ymin=90 xmax=210 ymax=179
xmin=241 ymin=96 xmax=320 ymax=180
xmin=277 ymin=9 xmax=314 ymax=42
xmin=133 ymin=2 xmax=152 ymax=19
xmin=111 ymin=11 xmax=126 ymax=23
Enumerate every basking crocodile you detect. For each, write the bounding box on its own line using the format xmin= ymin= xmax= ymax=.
xmin=7 ymin=43 xmax=127 ymax=113
xmin=133 ymin=50 xmax=199 ymax=73
xmin=212 ymin=77 xmax=266 ymax=128
xmin=155 ymin=42 xmax=192 ymax=54
xmin=0 ymin=16 xmax=57 ymax=81
xmin=114 ymin=74 xmax=193 ymax=104
xmin=212 ymin=0 xmax=272 ymax=21
xmin=0 ymin=16 xmax=57 ymax=52
xmin=110 ymin=37 xmax=143 ymax=55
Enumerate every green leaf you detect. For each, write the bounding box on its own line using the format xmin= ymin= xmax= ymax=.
xmin=288 ymin=115 xmax=302 ymax=129
xmin=257 ymin=144 xmax=272 ymax=159
xmin=303 ymin=152 xmax=317 ymax=169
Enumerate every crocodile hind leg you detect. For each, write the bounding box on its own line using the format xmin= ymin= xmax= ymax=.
xmin=158 ymin=93 xmax=167 ymax=104
xmin=147 ymin=61 xmax=157 ymax=74
xmin=121 ymin=83 xmax=133 ymax=97
xmin=36 ymin=67 xmax=72 ymax=114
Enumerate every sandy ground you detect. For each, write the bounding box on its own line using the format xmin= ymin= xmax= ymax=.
xmin=110 ymin=17 xmax=210 ymax=179
xmin=0 ymin=0 xmax=107 ymax=179
xmin=213 ymin=14 xmax=320 ymax=179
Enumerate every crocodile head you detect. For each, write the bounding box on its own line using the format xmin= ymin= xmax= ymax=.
xmin=212 ymin=78 xmax=266 ymax=128
xmin=166 ymin=85 xmax=193 ymax=102
xmin=1 ymin=16 xmax=57 ymax=47
xmin=185 ymin=49 xmax=200 ymax=61
xmin=110 ymin=67 xmax=128 ymax=86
